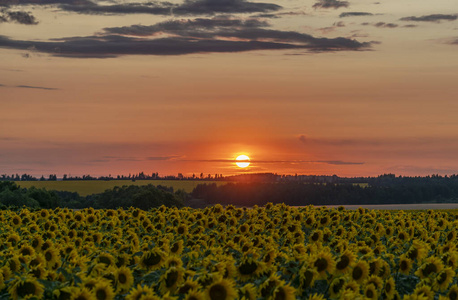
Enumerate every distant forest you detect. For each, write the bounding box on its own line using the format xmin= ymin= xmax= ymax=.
xmin=1 ymin=173 xmax=458 ymax=209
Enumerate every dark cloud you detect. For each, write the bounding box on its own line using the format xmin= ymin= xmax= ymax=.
xmin=313 ymin=0 xmax=349 ymax=9
xmin=173 ymin=0 xmax=282 ymax=15
xmin=48 ymin=0 xmax=282 ymax=16
xmin=402 ymin=24 xmax=417 ymax=28
xmin=0 ymin=17 xmax=371 ymax=58
xmin=0 ymin=8 xmax=38 ymax=24
xmin=361 ymin=22 xmax=398 ymax=28
xmin=339 ymin=12 xmax=373 ymax=18
xmin=7 ymin=10 xmax=38 ymax=24
xmin=400 ymin=14 xmax=457 ymax=22
xmin=15 ymin=85 xmax=58 ymax=90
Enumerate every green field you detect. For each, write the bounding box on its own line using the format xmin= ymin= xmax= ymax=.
xmin=16 ymin=180 xmax=225 ymax=196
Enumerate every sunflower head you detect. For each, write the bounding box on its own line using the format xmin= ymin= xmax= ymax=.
xmin=8 ymin=276 xmax=44 ymax=300
xmin=205 ymin=278 xmax=238 ymax=300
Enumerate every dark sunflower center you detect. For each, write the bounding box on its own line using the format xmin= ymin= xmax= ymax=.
xmin=332 ymin=279 xmax=344 ymax=294
xmin=336 ymin=255 xmax=350 ymax=270
xmin=178 ymin=284 xmax=192 ymax=294
xmin=408 ymin=248 xmax=418 ymax=260
xmin=352 ymin=266 xmax=363 ymax=280
xmin=437 ymin=272 xmax=447 ymax=284
xmin=143 ymin=253 xmax=161 ymax=267
xmin=171 ymin=243 xmax=179 ymax=253
xmin=118 ymin=273 xmax=127 ymax=284
xmin=311 ymin=233 xmax=319 ymax=241
xmin=386 ymin=283 xmax=392 ymax=293
xmin=239 ymin=261 xmax=258 ymax=275
xmin=422 ymin=263 xmax=437 ymax=276
xmin=99 ymin=256 xmax=111 ymax=265
xmin=17 ymin=282 xmax=36 ymax=298
xmin=366 ymin=289 xmax=374 ymax=298
xmin=166 ymin=270 xmax=179 ymax=288
xmin=209 ymin=284 xmax=227 ymax=300
xmin=314 ymin=257 xmax=328 ymax=272
xmin=178 ymin=227 xmax=185 ymax=234
xmin=400 ymin=260 xmax=408 ymax=271
xmin=45 ymin=252 xmax=53 ymax=262
xmin=449 ymin=291 xmax=457 ymax=300
xmin=96 ymin=289 xmax=107 ymax=300
xmin=21 ymin=248 xmax=31 ymax=256
xmin=274 ymin=287 xmax=286 ymax=300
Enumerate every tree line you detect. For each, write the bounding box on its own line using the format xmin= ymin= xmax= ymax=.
xmin=0 ymin=181 xmax=185 ymax=210
xmin=191 ymin=180 xmax=458 ymax=207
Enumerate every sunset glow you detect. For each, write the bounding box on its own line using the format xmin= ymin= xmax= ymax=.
xmin=1 ymin=0 xmax=457 ymax=177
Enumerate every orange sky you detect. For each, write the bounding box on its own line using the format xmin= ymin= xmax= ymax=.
xmin=1 ymin=0 xmax=458 ymax=177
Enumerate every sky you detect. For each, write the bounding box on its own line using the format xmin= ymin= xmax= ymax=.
xmin=1 ymin=0 xmax=458 ymax=178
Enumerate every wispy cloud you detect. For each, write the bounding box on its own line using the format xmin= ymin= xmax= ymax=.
xmin=313 ymin=0 xmax=349 ymax=9
xmin=400 ymin=14 xmax=457 ymax=22
xmin=361 ymin=22 xmax=398 ymax=28
xmin=339 ymin=12 xmax=374 ymax=18
xmin=15 ymin=85 xmax=59 ymax=90
xmin=0 ymin=17 xmax=371 ymax=58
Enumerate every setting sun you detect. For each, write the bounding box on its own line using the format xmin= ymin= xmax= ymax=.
xmin=235 ymin=155 xmax=250 ymax=168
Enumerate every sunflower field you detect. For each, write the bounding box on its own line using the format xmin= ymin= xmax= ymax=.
xmin=0 ymin=204 xmax=457 ymax=300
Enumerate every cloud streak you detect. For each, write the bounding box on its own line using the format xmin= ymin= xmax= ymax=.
xmin=313 ymin=0 xmax=349 ymax=9
xmin=0 ymin=17 xmax=371 ymax=58
xmin=2 ymin=0 xmax=282 ymax=16
xmin=339 ymin=12 xmax=373 ymax=18
xmin=400 ymin=14 xmax=457 ymax=22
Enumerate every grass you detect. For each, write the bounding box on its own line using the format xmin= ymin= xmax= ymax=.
xmin=15 ymin=180 xmax=226 ymax=196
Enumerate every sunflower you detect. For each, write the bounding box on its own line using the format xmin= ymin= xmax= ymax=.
xmin=71 ymin=287 xmax=97 ymax=300
xmin=309 ymin=230 xmax=323 ymax=244
xmin=170 ymin=240 xmax=184 ymax=255
xmin=8 ymin=276 xmax=44 ymax=300
xmin=159 ymin=267 xmax=185 ymax=295
xmin=383 ymin=276 xmax=396 ymax=299
xmin=272 ymin=284 xmax=296 ymax=300
xmin=413 ymin=284 xmax=434 ymax=300
xmin=125 ymin=284 xmax=156 ymax=300
xmin=335 ymin=250 xmax=356 ymax=274
xmin=177 ymin=278 xmax=200 ymax=295
xmin=238 ymin=283 xmax=257 ymax=300
xmin=114 ymin=266 xmax=134 ymax=293
xmin=298 ymin=267 xmax=318 ymax=291
xmin=259 ymin=273 xmax=282 ymax=298
xmin=415 ymin=256 xmax=444 ymax=279
xmin=366 ymin=275 xmax=383 ymax=291
xmin=184 ymin=290 xmax=205 ymax=300
xmin=407 ymin=240 xmax=428 ymax=262
xmin=351 ymin=260 xmax=370 ymax=284
xmin=307 ymin=294 xmax=325 ymax=300
xmin=312 ymin=250 xmax=336 ymax=279
xmin=433 ymin=267 xmax=455 ymax=292
xmin=329 ymin=277 xmax=347 ymax=299
xmin=204 ymin=277 xmax=238 ymax=300
xmin=8 ymin=255 xmax=22 ymax=273
xmin=92 ymin=281 xmax=115 ymax=300
xmin=399 ymin=254 xmax=414 ymax=275
xmin=364 ymin=283 xmax=378 ymax=300
xmin=236 ymin=257 xmax=265 ymax=281
xmin=447 ymin=285 xmax=458 ymax=300
xmin=29 ymin=265 xmax=48 ymax=280
xmin=139 ymin=249 xmax=165 ymax=270
xmin=43 ymin=247 xmax=60 ymax=267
